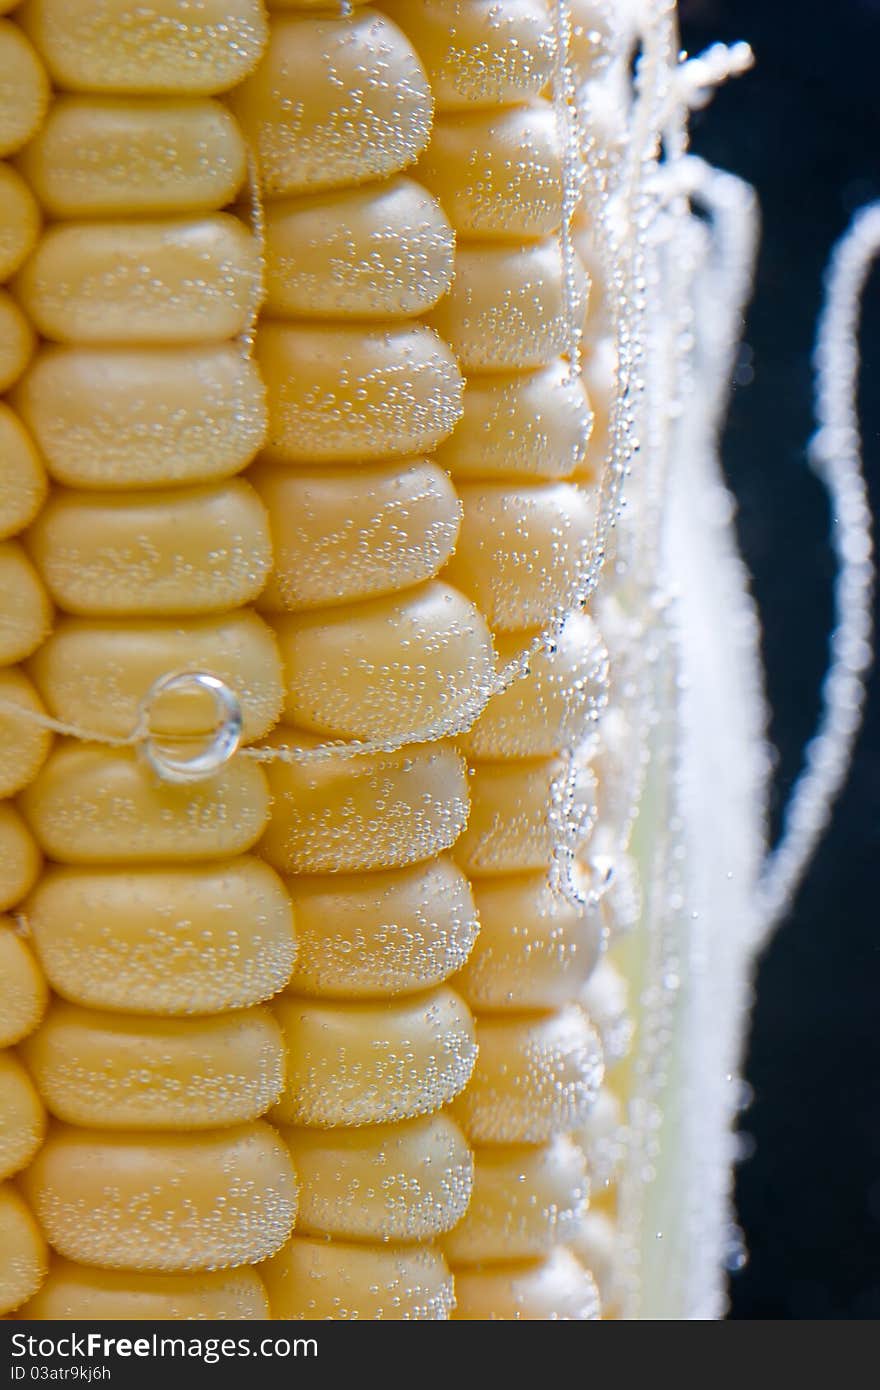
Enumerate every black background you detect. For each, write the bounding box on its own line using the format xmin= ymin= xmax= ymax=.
xmin=678 ymin=0 xmax=880 ymax=1319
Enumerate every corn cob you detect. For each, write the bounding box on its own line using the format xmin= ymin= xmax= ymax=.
xmin=2 ymin=0 xmax=641 ymax=1320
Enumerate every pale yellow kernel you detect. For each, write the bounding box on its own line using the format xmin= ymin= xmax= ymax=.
xmin=21 ymin=1122 xmax=299 ymax=1273
xmin=0 ymin=20 xmax=49 ymax=158
xmin=0 ymin=542 xmax=52 ymax=665
xmin=253 ymin=459 xmax=461 ymax=612
xmin=0 ymin=164 xmax=40 ymax=280
xmin=14 ymin=216 xmax=261 ymax=345
xmin=454 ymin=872 xmax=603 ymax=1012
xmin=0 ymin=404 xmax=47 ymax=541
xmin=26 ymin=481 xmax=272 ymax=617
xmin=29 ymin=611 xmax=284 ymax=744
xmin=271 ymin=581 xmax=495 ymax=742
xmin=0 ymin=1183 xmax=47 ymax=1316
xmin=428 ymin=240 xmax=588 ymax=372
xmin=453 ymin=1248 xmax=600 ymax=1320
xmin=262 ymin=1237 xmax=454 ymax=1320
xmin=0 ymin=290 xmax=36 ymax=392
xmin=258 ymin=733 xmax=469 ymax=876
xmin=444 ymin=481 xmax=596 ymax=632
xmin=17 ymin=96 xmax=248 ymax=218
xmin=452 ymin=1006 xmax=604 ymax=1145
xmin=14 ymin=344 xmax=267 ymax=491
xmin=19 ymin=1259 xmax=270 ymax=1321
xmin=0 ymin=1051 xmax=46 ymax=1180
xmin=26 ymin=860 xmax=296 ymax=1016
xmin=229 ymin=10 xmax=432 ymax=197
xmin=380 ymin=0 xmax=555 ymax=112
xmin=21 ymin=743 xmax=270 ymax=865
xmin=0 ymin=804 xmax=41 ymax=912
xmin=442 ymin=1136 xmax=589 ymax=1266
xmin=285 ymin=857 xmax=478 ymax=999
xmin=263 ymin=176 xmax=454 ymax=320
xmin=22 ymin=1001 xmax=286 ymax=1130
xmin=283 ymin=1112 xmax=473 ymax=1243
xmin=18 ymin=0 xmax=268 ymax=95
xmin=272 ymin=987 xmax=476 ymax=1127
xmin=0 ymin=918 xmax=48 ymax=1047
xmin=0 ymin=668 xmax=52 ymax=799
xmin=257 ymin=321 xmax=464 ymax=464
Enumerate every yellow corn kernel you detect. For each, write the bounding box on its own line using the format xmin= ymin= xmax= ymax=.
xmin=262 ymin=1237 xmax=454 ymax=1320
xmin=26 ymin=861 xmax=296 ymax=1016
xmin=0 ymin=668 xmax=52 ymax=798
xmin=0 ymin=805 xmax=41 ymax=911
xmin=379 ymin=0 xmax=554 ymax=112
xmin=14 ymin=344 xmax=267 ymax=490
xmin=454 ymin=755 xmax=597 ymax=877
xmin=284 ymin=858 xmax=478 ymax=999
xmin=263 ymin=177 xmax=454 ymax=319
xmin=256 ymin=321 xmax=464 ymax=463
xmin=26 ymin=481 xmax=272 ymax=616
xmin=417 ymin=101 xmax=563 ymax=239
xmin=258 ymin=734 xmax=469 ymax=875
xmin=0 ymin=1184 xmax=47 ymax=1316
xmin=228 ymin=11 xmax=432 ymax=197
xmin=0 ymin=20 xmax=49 ymax=157
xmin=283 ymin=1113 xmax=473 ymax=1242
xmin=0 ymin=403 xmax=46 ymax=541
xmin=452 ymin=1007 xmax=604 ymax=1145
xmin=19 ymin=1260 xmax=270 ymax=1321
xmin=444 ymin=482 xmax=596 ymax=631
xmin=0 ymin=542 xmax=52 ymax=664
xmin=29 ymin=612 xmax=284 ymax=743
xmin=21 ymin=1002 xmax=286 ymax=1130
xmin=270 ymin=582 xmax=494 ymax=741
xmin=14 ymin=216 xmax=261 ymax=344
xmin=428 ymin=241 xmax=588 ymax=371
xmin=442 ymin=1136 xmax=589 ymax=1266
xmin=454 ymin=873 xmax=603 ymax=1013
xmin=252 ymin=460 xmax=461 ymax=611
xmin=17 ymin=96 xmax=248 ymax=217
xmin=434 ymin=360 xmax=594 ymax=482
xmin=21 ymin=744 xmax=270 ymax=863
xmin=20 ymin=1122 xmax=298 ymax=1272
xmin=0 ymin=1051 xmax=46 ymax=1179
xmin=18 ymin=0 xmax=267 ymax=95
xmin=460 ymin=611 xmax=607 ymax=760
xmin=453 ymin=1249 xmax=600 ymax=1321
xmin=0 ymin=289 xmax=36 ymax=392
xmin=0 ymin=919 xmax=47 ymax=1046
xmin=0 ymin=164 xmax=40 ymax=281
xmin=271 ymin=988 xmax=476 ymax=1127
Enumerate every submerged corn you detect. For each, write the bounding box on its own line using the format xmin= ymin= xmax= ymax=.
xmin=2 ymin=0 xmax=641 ymax=1319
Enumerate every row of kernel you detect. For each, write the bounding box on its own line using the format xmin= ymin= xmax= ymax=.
xmin=568 ymin=0 xmax=638 ymax=1318
xmin=9 ymin=0 xmax=300 ymax=1320
xmin=384 ymin=0 xmax=623 ymax=1319
xmin=0 ymin=8 xmax=53 ymax=1319
xmin=226 ymin=1 xmax=487 ymax=1320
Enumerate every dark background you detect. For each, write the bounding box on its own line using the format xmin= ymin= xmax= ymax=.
xmin=678 ymin=0 xmax=880 ymax=1319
